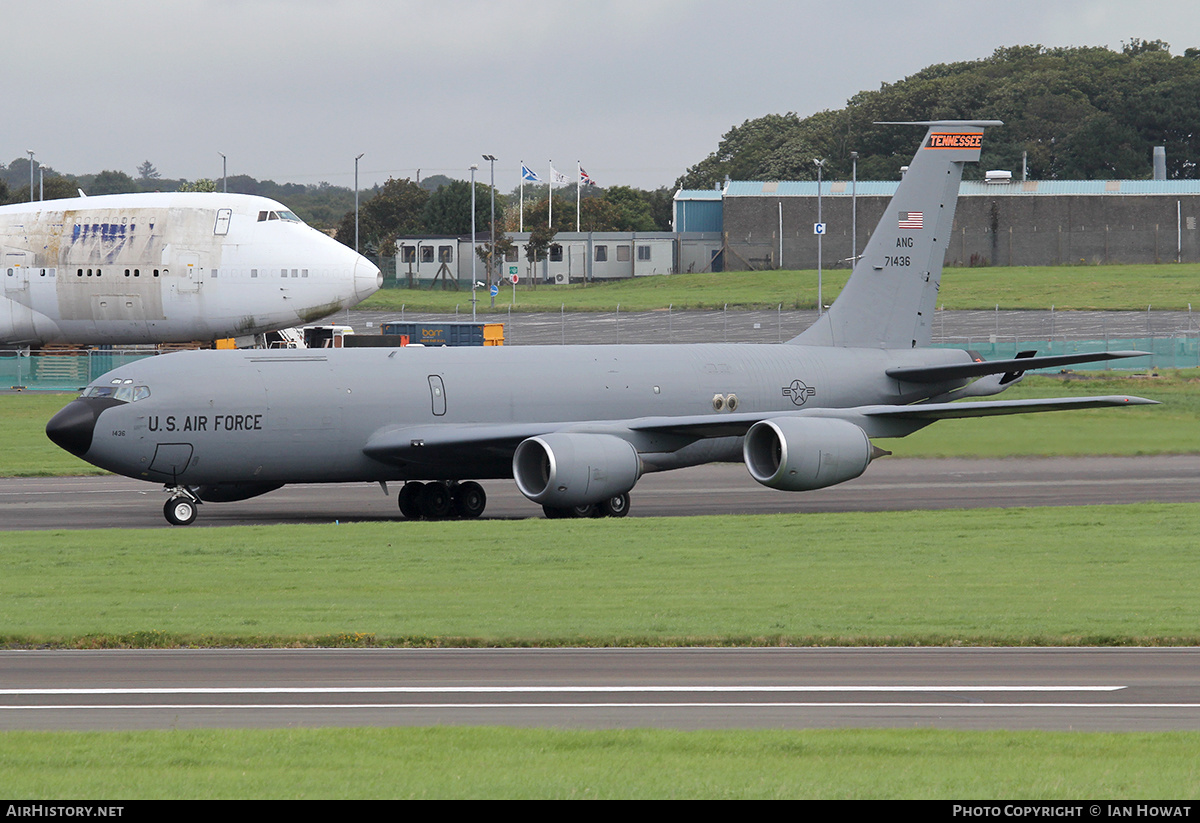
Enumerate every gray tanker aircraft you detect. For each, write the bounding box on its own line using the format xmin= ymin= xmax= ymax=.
xmin=2 ymin=192 xmax=381 ymax=346
xmin=47 ymin=122 xmax=1156 ymax=525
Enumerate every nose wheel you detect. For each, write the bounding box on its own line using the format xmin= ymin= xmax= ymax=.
xmin=164 ymin=496 xmax=198 ymax=526
xmin=162 ymin=485 xmax=201 ymax=525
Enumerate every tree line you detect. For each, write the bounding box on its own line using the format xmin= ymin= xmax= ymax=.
xmin=332 ymin=177 xmax=674 ymax=257
xmin=676 ymin=40 xmax=1200 ymax=189
xmin=0 ymin=156 xmax=674 ymax=259
xmin=0 ymin=158 xmax=360 ymax=232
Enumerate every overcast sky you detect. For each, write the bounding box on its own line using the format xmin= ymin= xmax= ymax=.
xmin=6 ymin=0 xmax=1198 ymax=194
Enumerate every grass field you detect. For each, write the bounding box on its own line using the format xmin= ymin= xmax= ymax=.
xmin=1 ymin=392 xmax=108 ymax=476
xmin=361 ymin=263 xmax=1200 ymax=313
xmin=4 ymin=727 xmax=1197 ymax=799
xmin=880 ymin=370 xmax=1200 ymax=457
xmin=4 ymin=503 xmax=1199 ymax=647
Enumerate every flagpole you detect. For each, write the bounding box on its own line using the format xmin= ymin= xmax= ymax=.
xmin=548 ymin=160 xmax=553 ymax=229
xmin=576 ymin=161 xmax=581 ymax=232
xmin=519 ymin=160 xmax=524 ymax=233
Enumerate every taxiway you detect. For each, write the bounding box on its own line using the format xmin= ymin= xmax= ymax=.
xmin=4 ymin=455 xmax=1198 ymax=530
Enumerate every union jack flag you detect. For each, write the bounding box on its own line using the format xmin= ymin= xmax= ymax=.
xmin=898 ymin=211 xmax=924 ymax=229
xmin=580 ymin=167 xmax=596 ymax=186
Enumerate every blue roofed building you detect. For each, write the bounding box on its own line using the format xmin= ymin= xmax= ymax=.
xmin=694 ymin=177 xmax=1200 ymax=270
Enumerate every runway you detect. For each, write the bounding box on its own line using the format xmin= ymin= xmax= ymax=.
xmin=2 ymin=647 xmax=1197 ymax=732
xmin=4 ymin=454 xmax=1199 ymax=529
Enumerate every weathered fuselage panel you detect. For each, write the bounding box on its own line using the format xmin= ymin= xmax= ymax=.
xmin=0 ymin=192 xmax=380 ymax=345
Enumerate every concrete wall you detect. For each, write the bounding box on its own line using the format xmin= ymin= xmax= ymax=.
xmin=721 ymin=193 xmax=1200 ymax=270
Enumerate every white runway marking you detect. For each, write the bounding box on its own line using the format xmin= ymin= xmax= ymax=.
xmin=0 ymin=685 xmax=1126 ymax=695
xmin=5 ymin=703 xmax=1197 ymax=713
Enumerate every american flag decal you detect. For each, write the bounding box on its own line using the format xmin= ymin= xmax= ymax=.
xmin=899 ymin=211 xmax=924 ymax=229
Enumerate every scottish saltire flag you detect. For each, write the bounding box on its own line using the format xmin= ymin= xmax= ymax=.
xmin=898 ymin=211 xmax=924 ymax=229
xmin=580 ymin=167 xmax=596 ymax=186
xmin=521 ymin=164 xmax=540 ymax=182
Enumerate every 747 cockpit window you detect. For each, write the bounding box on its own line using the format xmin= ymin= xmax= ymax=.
xmin=257 ymin=210 xmax=303 ymax=223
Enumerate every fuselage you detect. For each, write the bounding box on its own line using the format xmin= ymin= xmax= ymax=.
xmin=48 ymin=343 xmax=973 ymax=488
xmin=0 ymin=192 xmax=381 ymax=345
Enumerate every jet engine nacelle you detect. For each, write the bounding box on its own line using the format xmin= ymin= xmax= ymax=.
xmin=743 ymin=417 xmax=874 ymax=491
xmin=513 ymin=433 xmax=642 ymax=507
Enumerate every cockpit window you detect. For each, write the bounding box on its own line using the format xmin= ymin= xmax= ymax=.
xmin=81 ymin=384 xmax=150 ymax=402
xmin=257 ymin=210 xmax=303 ymax=224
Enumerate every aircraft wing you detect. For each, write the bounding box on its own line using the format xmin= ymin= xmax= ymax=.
xmin=363 ymin=422 xmax=547 ymax=462
xmin=623 ymin=395 xmax=1158 ymax=438
xmin=885 ymin=351 xmax=1151 ymax=383
xmin=362 ymin=395 xmax=1157 ymax=465
xmin=856 ymin=395 xmax=1159 ymax=419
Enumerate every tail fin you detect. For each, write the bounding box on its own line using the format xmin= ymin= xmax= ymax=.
xmin=792 ymin=120 xmax=999 ymax=349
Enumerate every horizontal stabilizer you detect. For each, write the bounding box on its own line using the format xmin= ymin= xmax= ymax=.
xmin=861 ymin=395 xmax=1158 ymax=421
xmin=886 ymin=351 xmax=1151 ymax=383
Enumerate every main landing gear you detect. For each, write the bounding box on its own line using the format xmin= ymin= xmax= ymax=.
xmin=542 ymin=492 xmax=630 ymax=519
xmin=397 ymin=481 xmax=486 ymax=520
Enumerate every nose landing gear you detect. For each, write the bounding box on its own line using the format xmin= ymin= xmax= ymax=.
xmin=163 ymin=486 xmax=201 ymax=525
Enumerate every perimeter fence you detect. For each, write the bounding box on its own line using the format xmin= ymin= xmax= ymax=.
xmin=3 ymin=336 xmax=1192 ymax=393
xmin=932 ymin=337 xmax=1195 ymax=372
xmin=0 ymin=350 xmax=153 ymax=392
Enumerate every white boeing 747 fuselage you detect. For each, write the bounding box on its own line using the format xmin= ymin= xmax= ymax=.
xmin=1 ymin=192 xmax=381 ymax=345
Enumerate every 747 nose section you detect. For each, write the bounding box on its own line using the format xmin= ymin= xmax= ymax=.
xmin=46 ymin=398 xmax=123 ymax=458
xmin=352 ymin=255 xmax=383 ymax=305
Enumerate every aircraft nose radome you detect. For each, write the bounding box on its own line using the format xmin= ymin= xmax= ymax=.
xmin=353 ymin=256 xmax=383 ymax=303
xmin=45 ymin=399 xmax=102 ymax=457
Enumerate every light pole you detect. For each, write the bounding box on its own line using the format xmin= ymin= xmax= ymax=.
xmin=26 ymin=150 xmax=34 ymax=203
xmin=482 ymin=154 xmax=496 ymax=306
xmin=850 ymin=151 xmax=858 ymax=265
xmin=219 ymin=152 xmax=227 ymax=193
xmin=814 ymin=158 xmax=825 ymax=315
xmin=470 ymin=164 xmax=479 ymax=321
xmin=354 ymin=153 xmax=364 ymax=254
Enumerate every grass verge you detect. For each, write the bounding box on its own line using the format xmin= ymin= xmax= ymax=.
xmin=361 ymin=263 xmax=1200 ymax=313
xmin=3 ymin=727 xmax=1198 ymax=799
xmin=0 ymin=392 xmax=108 ymax=476
xmin=4 ymin=504 xmax=1200 ymax=647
